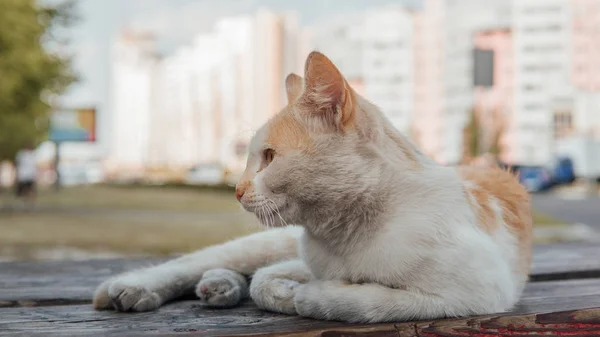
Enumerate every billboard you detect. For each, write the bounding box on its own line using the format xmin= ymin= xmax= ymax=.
xmin=49 ymin=107 xmax=96 ymax=142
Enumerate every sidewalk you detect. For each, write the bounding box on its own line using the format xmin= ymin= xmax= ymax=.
xmin=534 ymin=222 xmax=600 ymax=244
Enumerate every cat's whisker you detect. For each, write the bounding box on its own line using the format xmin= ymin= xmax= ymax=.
xmin=265 ymin=202 xmax=278 ymax=227
xmin=260 ymin=204 xmax=268 ymax=228
xmin=267 ymin=204 xmax=276 ymax=228
xmin=261 ymin=203 xmax=273 ymax=228
xmin=258 ymin=204 xmax=267 ymax=228
xmin=266 ymin=198 xmax=290 ymax=227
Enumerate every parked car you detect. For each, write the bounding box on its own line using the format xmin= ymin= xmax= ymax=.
xmin=552 ymin=157 xmax=576 ymax=185
xmin=184 ymin=163 xmax=225 ymax=186
xmin=518 ymin=166 xmax=554 ymax=193
xmin=498 ymin=156 xmax=576 ymax=193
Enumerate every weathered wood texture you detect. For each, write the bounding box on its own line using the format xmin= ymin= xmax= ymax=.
xmin=243 ymin=308 xmax=600 ymax=337
xmin=0 ymin=257 xmax=168 ymax=306
xmin=1 ymin=242 xmax=599 ymax=306
xmin=531 ymin=242 xmax=600 ymax=280
xmin=2 ymin=287 xmax=600 ymax=337
xmin=1 ymin=242 xmax=600 ymax=336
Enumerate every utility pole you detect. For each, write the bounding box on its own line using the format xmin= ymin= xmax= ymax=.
xmin=54 ymin=141 xmax=61 ymax=191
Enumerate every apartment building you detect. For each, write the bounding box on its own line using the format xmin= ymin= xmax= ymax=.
xmin=108 ymin=30 xmax=159 ymax=175
xmin=110 ymin=10 xmax=303 ymax=176
xmin=473 ymin=29 xmax=515 ymax=163
xmin=362 ymin=7 xmax=415 ymax=134
xmin=412 ymin=0 xmax=510 ymax=164
xmin=310 ymin=7 xmax=415 ymax=135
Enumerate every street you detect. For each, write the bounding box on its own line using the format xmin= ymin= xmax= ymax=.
xmin=532 ymin=194 xmax=600 ymax=228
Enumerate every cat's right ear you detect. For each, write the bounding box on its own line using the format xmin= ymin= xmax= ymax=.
xmin=299 ymin=51 xmax=355 ymax=131
xmin=285 ymin=73 xmax=303 ymax=105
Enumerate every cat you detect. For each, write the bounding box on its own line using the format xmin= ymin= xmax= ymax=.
xmin=93 ymin=51 xmax=533 ymax=323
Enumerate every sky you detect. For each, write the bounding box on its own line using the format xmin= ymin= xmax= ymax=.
xmin=55 ymin=0 xmax=421 ymax=157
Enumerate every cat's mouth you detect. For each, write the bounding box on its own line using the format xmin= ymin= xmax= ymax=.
xmin=248 ymin=202 xmax=289 ymax=228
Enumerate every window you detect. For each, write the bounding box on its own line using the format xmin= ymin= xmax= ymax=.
xmin=373 ymin=42 xmax=387 ymax=50
xmin=523 ymin=64 xmax=561 ymax=72
xmin=524 ymin=103 xmax=543 ymax=111
xmin=523 ymin=84 xmax=539 ymax=91
xmin=522 ymin=6 xmax=561 ymax=15
xmin=553 ymin=109 xmax=573 ymax=139
xmin=522 ymin=24 xmax=562 ymax=33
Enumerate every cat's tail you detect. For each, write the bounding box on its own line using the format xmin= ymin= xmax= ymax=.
xmin=294 ymin=280 xmax=510 ymax=323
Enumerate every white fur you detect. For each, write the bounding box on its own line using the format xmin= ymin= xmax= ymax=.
xmin=290 ymin=167 xmax=521 ymax=322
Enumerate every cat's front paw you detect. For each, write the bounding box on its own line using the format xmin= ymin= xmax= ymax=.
xmin=93 ymin=279 xmax=114 ymax=310
xmin=293 ymin=282 xmax=328 ymax=320
xmin=93 ymin=278 xmax=162 ymax=312
xmin=195 ymin=268 xmax=248 ymax=308
xmin=109 ymin=281 xmax=161 ymax=312
xmin=196 ymin=277 xmax=242 ymax=308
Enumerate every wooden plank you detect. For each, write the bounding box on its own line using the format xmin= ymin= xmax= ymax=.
xmin=249 ymin=308 xmax=600 ymax=337
xmin=531 ymin=242 xmax=600 ymax=280
xmin=1 ymin=277 xmax=600 ymax=336
xmin=0 ymin=257 xmax=168 ymax=306
xmin=0 ymin=240 xmax=596 ymax=323
xmin=1 ymin=242 xmax=599 ymax=306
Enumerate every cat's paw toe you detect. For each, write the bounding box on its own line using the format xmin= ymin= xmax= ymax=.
xmin=108 ymin=282 xmax=161 ymax=312
xmin=93 ymin=280 xmax=113 ymax=310
xmin=196 ymin=278 xmax=242 ymax=308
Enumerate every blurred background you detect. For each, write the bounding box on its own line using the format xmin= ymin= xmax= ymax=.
xmin=1 ymin=0 xmax=599 ymax=262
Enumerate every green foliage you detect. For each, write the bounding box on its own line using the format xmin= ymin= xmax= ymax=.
xmin=464 ymin=108 xmax=480 ymax=160
xmin=0 ymin=0 xmax=78 ymax=161
xmin=489 ymin=127 xmax=502 ymax=156
xmin=463 ymin=107 xmax=505 ymax=162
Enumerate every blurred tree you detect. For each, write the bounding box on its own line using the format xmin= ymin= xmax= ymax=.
xmin=0 ymin=0 xmax=78 ymax=161
xmin=463 ymin=106 xmax=506 ymax=164
xmin=488 ymin=109 xmax=505 ymax=157
xmin=462 ymin=108 xmax=481 ymax=163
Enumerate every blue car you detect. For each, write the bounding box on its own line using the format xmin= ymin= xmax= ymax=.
xmin=511 ymin=157 xmax=576 ymax=193
xmin=552 ymin=157 xmax=576 ymax=185
xmin=519 ymin=166 xmax=554 ymax=192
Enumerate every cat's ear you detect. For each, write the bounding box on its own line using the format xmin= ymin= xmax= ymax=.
xmin=285 ymin=73 xmax=303 ymax=105
xmin=300 ymin=51 xmax=354 ymax=130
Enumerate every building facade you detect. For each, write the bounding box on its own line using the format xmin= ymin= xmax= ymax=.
xmin=309 ymin=7 xmax=415 ymax=135
xmin=362 ymin=7 xmax=415 ymax=134
xmin=108 ymin=30 xmax=159 ymax=176
xmin=109 ymin=10 xmax=303 ymax=178
xmin=412 ymin=0 xmax=511 ymax=164
xmin=473 ymin=29 xmax=516 ymax=163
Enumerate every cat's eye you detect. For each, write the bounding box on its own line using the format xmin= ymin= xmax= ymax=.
xmin=263 ymin=148 xmax=275 ymax=165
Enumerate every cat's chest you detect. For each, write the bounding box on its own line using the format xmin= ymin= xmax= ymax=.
xmin=298 ymin=233 xmax=399 ymax=283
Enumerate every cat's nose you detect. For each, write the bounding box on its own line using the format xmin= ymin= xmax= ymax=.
xmin=235 ymin=188 xmax=245 ymax=201
xmin=200 ymin=283 xmax=208 ymax=295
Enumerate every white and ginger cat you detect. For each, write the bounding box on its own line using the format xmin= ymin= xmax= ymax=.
xmin=93 ymin=51 xmax=532 ymax=323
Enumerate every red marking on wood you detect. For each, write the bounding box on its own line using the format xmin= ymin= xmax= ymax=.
xmin=412 ymin=309 xmax=600 ymax=337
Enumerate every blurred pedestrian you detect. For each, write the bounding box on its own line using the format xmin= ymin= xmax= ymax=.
xmin=14 ymin=143 xmax=38 ymax=208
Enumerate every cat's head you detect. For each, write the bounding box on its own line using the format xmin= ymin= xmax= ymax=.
xmin=235 ymin=51 xmax=424 ymax=230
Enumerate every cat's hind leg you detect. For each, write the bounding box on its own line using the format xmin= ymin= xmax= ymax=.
xmin=196 ymin=268 xmax=248 ymax=308
xmin=293 ymin=280 xmax=495 ymax=323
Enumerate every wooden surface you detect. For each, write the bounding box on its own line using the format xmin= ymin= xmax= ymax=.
xmin=1 ymin=242 xmax=600 ymax=336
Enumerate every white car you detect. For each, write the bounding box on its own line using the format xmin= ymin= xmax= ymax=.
xmin=184 ymin=164 xmax=225 ymax=186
